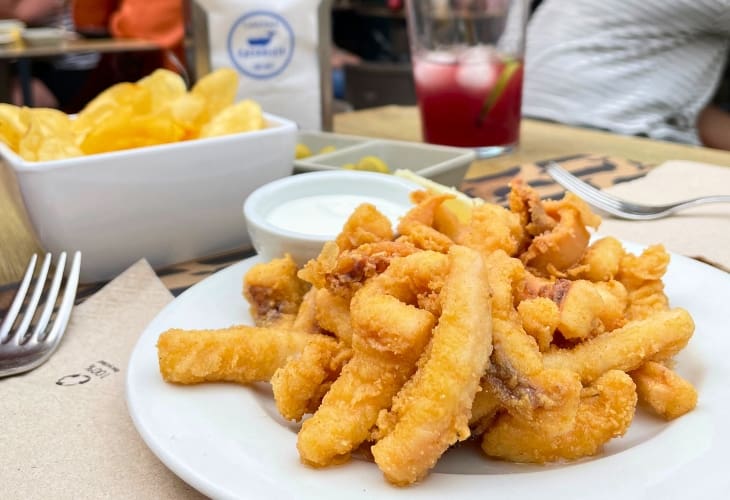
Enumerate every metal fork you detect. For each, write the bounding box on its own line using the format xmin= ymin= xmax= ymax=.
xmin=0 ymin=251 xmax=81 ymax=378
xmin=545 ymin=162 xmax=730 ymax=220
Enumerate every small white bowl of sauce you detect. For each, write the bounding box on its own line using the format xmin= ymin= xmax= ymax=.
xmin=243 ymin=170 xmax=420 ymax=266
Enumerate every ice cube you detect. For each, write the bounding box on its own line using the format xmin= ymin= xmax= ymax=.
xmin=412 ymin=51 xmax=456 ymax=93
xmin=424 ymin=50 xmax=457 ymax=65
xmin=459 ymin=45 xmax=499 ymax=65
xmin=455 ymin=60 xmax=499 ymax=96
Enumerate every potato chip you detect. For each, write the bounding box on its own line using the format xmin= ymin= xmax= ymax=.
xmin=0 ymin=67 xmax=266 ymax=162
xmin=81 ymin=82 xmax=152 ymax=116
xmin=198 ymin=99 xmax=265 ymax=138
xmin=0 ymin=103 xmax=29 ymax=152
xmin=138 ymin=69 xmax=188 ymax=112
xmin=191 ymin=67 xmax=239 ymax=123
xmin=73 ymin=83 xmax=153 ymax=142
xmin=18 ymin=108 xmax=82 ymax=161
xmin=167 ymin=93 xmax=208 ymax=139
xmin=80 ymin=111 xmax=185 ymax=155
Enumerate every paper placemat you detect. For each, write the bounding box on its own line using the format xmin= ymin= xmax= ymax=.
xmin=0 ymin=260 xmax=204 ymax=499
xmin=598 ymin=160 xmax=730 ymax=271
xmin=2 ymin=154 xmax=727 ymax=499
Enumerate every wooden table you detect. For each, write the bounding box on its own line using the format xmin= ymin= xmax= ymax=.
xmin=0 ymin=37 xmax=161 ymax=105
xmin=334 ymin=106 xmax=730 ymax=177
xmin=2 ymin=105 xmax=730 ymax=287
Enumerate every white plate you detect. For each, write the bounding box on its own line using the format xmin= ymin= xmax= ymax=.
xmin=21 ymin=27 xmax=69 ymax=45
xmin=0 ymin=19 xmax=23 ymax=44
xmin=126 ymin=244 xmax=730 ymax=500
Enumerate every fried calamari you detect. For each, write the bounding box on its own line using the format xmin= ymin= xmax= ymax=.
xmin=157 ymin=178 xmax=699 ymax=486
xmin=158 ymin=325 xmax=311 ymax=384
xmin=371 ymin=246 xmax=492 ymax=485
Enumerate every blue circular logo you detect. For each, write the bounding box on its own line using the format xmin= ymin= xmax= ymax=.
xmin=227 ymin=11 xmax=295 ymax=80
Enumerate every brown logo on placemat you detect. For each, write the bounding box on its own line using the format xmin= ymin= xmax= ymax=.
xmin=56 ymin=360 xmax=120 ymax=386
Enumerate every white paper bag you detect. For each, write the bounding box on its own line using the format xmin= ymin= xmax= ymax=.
xmin=191 ymin=0 xmax=333 ymax=130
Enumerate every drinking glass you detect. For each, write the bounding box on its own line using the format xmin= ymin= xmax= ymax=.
xmin=405 ymin=0 xmax=528 ymax=158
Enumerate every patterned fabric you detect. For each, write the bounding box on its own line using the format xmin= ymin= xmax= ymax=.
xmin=461 ymin=153 xmax=651 ymax=204
xmin=523 ymin=0 xmax=730 ymax=144
xmin=52 ymin=8 xmax=101 ymax=71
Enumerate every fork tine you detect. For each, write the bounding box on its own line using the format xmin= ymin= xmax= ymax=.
xmin=13 ymin=253 xmax=52 ymax=346
xmin=29 ymin=252 xmax=67 ymax=344
xmin=0 ymin=254 xmax=37 ymax=344
xmin=556 ymin=175 xmax=619 ymax=208
xmin=545 ymin=163 xmax=626 ymax=213
xmin=42 ymin=251 xmax=81 ymax=346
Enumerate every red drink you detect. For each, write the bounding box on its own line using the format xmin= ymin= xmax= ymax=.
xmin=413 ymin=50 xmax=523 ymax=152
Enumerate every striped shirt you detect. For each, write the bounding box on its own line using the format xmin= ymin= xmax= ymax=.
xmin=523 ymin=0 xmax=730 ymax=144
xmin=52 ymin=7 xmax=100 ymax=71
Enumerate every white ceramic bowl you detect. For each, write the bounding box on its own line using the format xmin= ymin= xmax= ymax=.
xmin=0 ymin=19 xmax=24 ymax=44
xmin=2 ymin=113 xmax=297 ymax=283
xmin=22 ymin=27 xmax=69 ymax=46
xmin=243 ymin=170 xmax=420 ymax=266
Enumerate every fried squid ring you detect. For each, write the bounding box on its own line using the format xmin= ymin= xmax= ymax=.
xmin=396 ymin=192 xmax=455 ymax=253
xmin=335 ymin=203 xmax=395 ymax=251
xmin=629 ymin=361 xmax=698 ymax=420
xmin=481 ymin=251 xmax=562 ymax=418
xmin=516 ymin=297 xmax=560 ymax=352
xmin=521 ymin=193 xmax=601 ymax=276
xmin=468 ymin=382 xmax=503 ymax=435
xmin=296 ymin=251 xmax=448 ymax=467
xmin=480 ymin=368 xmax=582 ymax=453
xmin=482 ymin=370 xmax=637 ymax=463
xmin=457 ymin=203 xmax=525 ymax=257
xmin=314 ymin=288 xmax=354 ymax=345
xmin=371 ymin=245 xmax=492 ymax=486
xmin=567 ymin=236 xmax=625 ymax=281
xmin=271 ymin=335 xmax=352 ymax=421
xmin=243 ymin=254 xmax=309 ymax=327
xmin=323 ymin=241 xmax=420 ymax=300
xmin=298 ymin=204 xmax=397 ymax=291
xmin=617 ymin=244 xmax=670 ymax=321
xmin=291 ymin=288 xmax=322 ymax=334
xmin=520 ymin=273 xmax=628 ymax=340
xmin=543 ymin=308 xmax=694 ymax=384
xmin=157 ymin=325 xmax=311 ymax=384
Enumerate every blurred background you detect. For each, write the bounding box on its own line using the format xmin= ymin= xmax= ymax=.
xmin=1 ymin=0 xmax=728 ymax=148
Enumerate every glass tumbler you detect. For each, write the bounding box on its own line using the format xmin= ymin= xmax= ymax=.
xmin=405 ymin=0 xmax=528 ymax=158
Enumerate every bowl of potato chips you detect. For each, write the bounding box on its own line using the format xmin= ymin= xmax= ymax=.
xmin=0 ymin=68 xmax=297 ymax=283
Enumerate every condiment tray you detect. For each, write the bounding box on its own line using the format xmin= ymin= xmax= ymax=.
xmin=295 ymin=131 xmax=475 ymax=187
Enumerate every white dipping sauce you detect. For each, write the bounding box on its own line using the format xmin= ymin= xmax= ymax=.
xmin=266 ymin=194 xmax=406 ymax=236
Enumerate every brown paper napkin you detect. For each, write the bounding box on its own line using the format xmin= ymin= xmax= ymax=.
xmin=598 ymin=160 xmax=730 ymax=271
xmin=0 ymin=259 xmax=206 ymax=499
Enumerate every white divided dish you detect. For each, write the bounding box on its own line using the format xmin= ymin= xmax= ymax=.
xmin=294 ymin=131 xmax=475 ymax=188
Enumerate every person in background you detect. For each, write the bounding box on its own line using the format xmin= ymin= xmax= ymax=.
xmin=107 ymin=0 xmax=185 ymax=73
xmin=0 ymin=0 xmax=57 ymax=25
xmin=523 ymin=0 xmax=730 ymax=151
xmin=331 ymin=45 xmax=361 ymax=100
xmin=0 ymin=0 xmax=99 ymax=109
xmin=62 ymin=0 xmax=185 ymax=111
